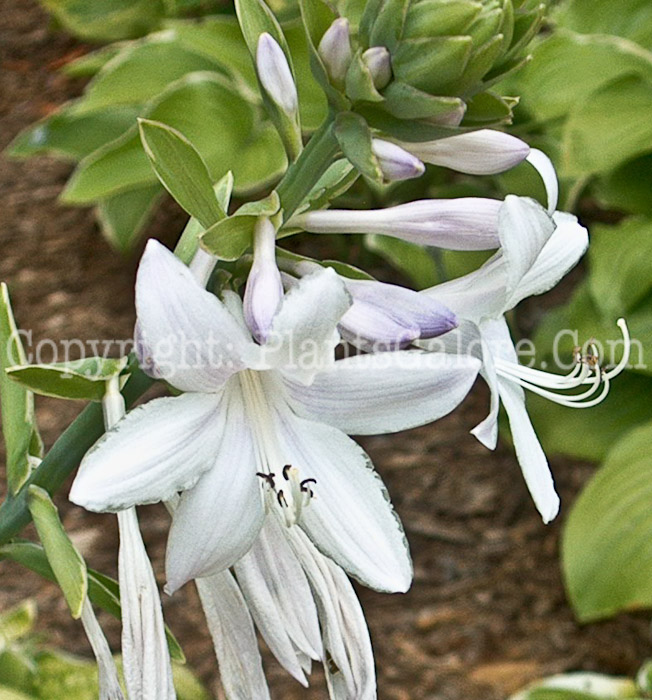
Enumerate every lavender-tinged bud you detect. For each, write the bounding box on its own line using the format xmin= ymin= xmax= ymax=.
xmin=400 ymin=130 xmax=531 ymax=175
xmin=244 ymin=217 xmax=283 ymax=344
xmin=339 ymin=279 xmax=458 ymax=351
xmin=293 ymin=198 xmax=502 ymax=250
xmin=362 ymin=46 xmax=392 ymax=90
xmin=371 ymin=139 xmax=425 ymax=182
xmin=318 ymin=18 xmax=352 ymax=86
xmin=256 ymin=32 xmax=298 ymax=117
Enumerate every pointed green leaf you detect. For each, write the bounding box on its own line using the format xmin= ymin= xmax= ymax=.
xmin=365 ymin=235 xmax=440 ymax=289
xmin=235 ymin=0 xmax=290 ymax=59
xmin=201 ymin=216 xmax=258 ymax=261
xmin=27 ymin=487 xmax=87 ymax=620
xmin=7 ymin=357 xmax=129 ymax=402
xmin=594 ymin=154 xmax=652 ymax=217
xmin=382 ymin=82 xmax=466 ymax=122
xmin=138 ymin=118 xmax=226 ymax=228
xmin=334 ymin=111 xmax=383 ymax=182
xmin=344 ymin=50 xmax=383 ymax=103
xmin=0 ymin=541 xmax=185 ymax=663
xmin=293 ymin=158 xmax=358 ymax=216
xmin=563 ymin=422 xmax=652 ymax=621
xmin=236 ymin=191 xmax=281 ymax=217
xmin=0 ymin=284 xmax=41 ymax=495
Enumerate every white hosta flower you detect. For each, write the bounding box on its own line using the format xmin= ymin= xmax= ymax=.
xmin=371 ymin=139 xmax=425 ymax=182
xmin=243 ymin=217 xmax=283 ymax=343
xmin=318 ymin=18 xmax=352 ymax=86
xmin=70 ymin=240 xmax=481 ymax=595
xmin=201 ymin=513 xmax=376 ymax=699
xmin=256 ymin=32 xmax=298 ymax=116
xmin=293 ymin=198 xmax=502 ymax=250
xmin=420 ymin=196 xmax=629 ymax=522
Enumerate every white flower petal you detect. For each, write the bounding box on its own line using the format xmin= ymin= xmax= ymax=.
xmin=262 ymin=267 xmax=350 ymax=383
xmin=135 ymin=239 xmax=256 ymax=392
xmin=498 ymin=196 xmax=556 ymax=302
xmin=234 ymin=516 xmax=322 ymax=684
xmin=70 ymin=393 xmax=222 ymax=512
xmin=256 ymin=33 xmax=298 ymax=115
xmin=196 ymin=571 xmax=271 ymax=700
xmin=285 ymin=351 xmax=480 ymax=435
xmin=498 ymin=378 xmax=560 ymax=523
xmin=509 ymin=211 xmax=589 ymax=306
xmin=318 ymin=18 xmax=352 ymax=84
xmin=371 ymin=139 xmax=425 ymax=182
xmin=118 ymin=508 xmax=175 ymax=700
xmin=165 ymin=384 xmax=265 ymax=592
xmin=273 ymin=409 xmax=412 ymax=593
xmin=526 ymin=148 xmax=558 ymax=213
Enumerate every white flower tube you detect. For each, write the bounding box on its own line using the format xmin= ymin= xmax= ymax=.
xmin=102 ymin=377 xmax=176 ymax=700
xmin=293 ymin=198 xmax=502 ymax=250
xmin=243 ymin=217 xmax=284 ymax=343
xmin=256 ymin=32 xmax=298 ymax=116
xmin=371 ymin=139 xmax=425 ymax=182
xmin=318 ymin=18 xmax=352 ymax=86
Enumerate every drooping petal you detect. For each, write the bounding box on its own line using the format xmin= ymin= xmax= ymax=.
xmin=288 ymin=528 xmax=376 ymax=699
xmin=294 ymin=198 xmax=502 ymax=250
xmin=271 ymin=404 xmax=412 ymax=593
xmin=339 ymin=278 xmax=457 ymax=351
xmin=118 ymin=508 xmax=175 ymax=700
xmin=508 ymin=211 xmax=588 ymax=307
xmin=261 ymin=267 xmax=350 ymax=383
xmin=135 ymin=239 xmax=257 ymax=393
xmin=284 ymin=351 xmax=480 ymax=435
xmin=402 ymin=129 xmax=530 ymax=175
xmin=526 ymin=148 xmax=558 ymax=213
xmin=234 ymin=515 xmax=322 ymax=684
xmin=165 ymin=382 xmax=265 ymax=592
xmin=470 ymin=330 xmax=501 ymax=450
xmin=195 ymin=571 xmax=271 ymax=700
xmin=79 ymin=599 xmax=125 ymax=700
xmin=498 ymin=377 xmax=560 ymax=523
xmin=70 ymin=392 xmax=222 ymax=512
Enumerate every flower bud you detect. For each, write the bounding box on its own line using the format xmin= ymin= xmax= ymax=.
xmin=243 ymin=217 xmax=283 ymax=343
xmin=371 ymin=139 xmax=425 ymax=182
xmin=339 ymin=278 xmax=458 ymax=351
xmin=399 ymin=130 xmax=531 ymax=175
xmin=256 ymin=32 xmax=298 ymax=116
xmin=294 ymin=198 xmax=502 ymax=250
xmin=362 ymin=46 xmax=392 ymax=89
xmin=318 ymin=18 xmax=352 ymax=87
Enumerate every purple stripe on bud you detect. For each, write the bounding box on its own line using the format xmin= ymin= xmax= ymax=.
xmin=256 ymin=32 xmax=298 ymax=115
xmin=318 ymin=18 xmax=352 ymax=86
xmin=339 ymin=279 xmax=457 ymax=352
xmin=244 ymin=217 xmax=283 ymax=344
xmin=372 ymin=139 xmax=425 ymax=182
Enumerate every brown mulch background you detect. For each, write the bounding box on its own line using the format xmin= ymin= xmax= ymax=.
xmin=0 ymin=1 xmax=650 ymax=698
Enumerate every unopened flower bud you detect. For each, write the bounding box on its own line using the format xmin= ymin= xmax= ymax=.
xmin=371 ymin=139 xmax=425 ymax=182
xmin=400 ymin=130 xmax=531 ymax=175
xmin=340 ymin=279 xmax=457 ymax=351
xmin=244 ymin=217 xmax=283 ymax=343
xmin=318 ymin=18 xmax=352 ymax=86
xmin=362 ymin=46 xmax=392 ymax=90
xmin=256 ymin=32 xmax=298 ymax=116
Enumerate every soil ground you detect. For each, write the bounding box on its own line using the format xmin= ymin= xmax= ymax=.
xmin=1 ymin=2 xmax=650 ymax=698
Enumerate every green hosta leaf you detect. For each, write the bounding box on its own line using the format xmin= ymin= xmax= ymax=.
xmin=0 ymin=648 xmax=37 ymax=697
xmin=6 ymin=106 xmax=140 ymax=161
xmin=0 ymin=541 xmax=185 ymax=663
xmin=561 ymin=74 xmax=652 ymax=177
xmin=139 ymin=119 xmax=226 ymax=228
xmin=63 ymin=73 xmax=285 ymax=204
xmin=201 ymin=216 xmax=258 ymax=261
xmin=296 ymin=159 xmax=358 ymax=215
xmin=588 ymin=218 xmax=652 ymax=318
xmin=594 ymin=154 xmax=652 ymax=217
xmin=7 ymin=357 xmax=129 ymax=402
xmin=462 ymin=90 xmax=514 ymax=124
xmin=0 ymin=600 xmax=36 ymax=649
xmin=510 ymin=671 xmax=640 ymax=699
xmin=514 ymin=31 xmax=652 ymax=122
xmin=61 ymin=45 xmax=123 ymax=78
xmin=237 ymin=191 xmax=281 ymax=217
xmin=554 ymin=0 xmax=652 ymax=51
xmin=235 ymin=0 xmax=291 ymax=59
xmin=335 ymin=112 xmax=382 ymax=182
xmin=382 ymin=82 xmax=465 ymax=122
xmin=365 ymin=235 xmax=439 ymax=289
xmin=563 ymin=421 xmax=652 ymax=621
xmin=75 ymin=37 xmax=224 ymax=113
xmin=97 ymin=183 xmax=164 ymax=253
xmin=39 ymin=0 xmax=165 ymax=42
xmin=0 ymin=684 xmax=36 ymax=699
xmin=0 ymin=284 xmax=42 ymax=495
xmin=27 ymin=487 xmax=87 ymax=620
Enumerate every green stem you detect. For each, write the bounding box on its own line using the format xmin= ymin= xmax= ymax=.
xmin=0 ymin=369 xmax=153 ymax=548
xmin=276 ymin=116 xmax=340 ymax=220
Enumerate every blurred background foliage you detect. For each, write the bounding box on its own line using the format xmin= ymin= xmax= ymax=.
xmin=5 ymin=0 xmax=652 ymax=659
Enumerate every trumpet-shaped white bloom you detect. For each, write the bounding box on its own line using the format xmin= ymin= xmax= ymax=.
xmin=420 ymin=196 xmax=629 ymax=522
xmin=70 ymin=240 xmax=481 ymax=595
